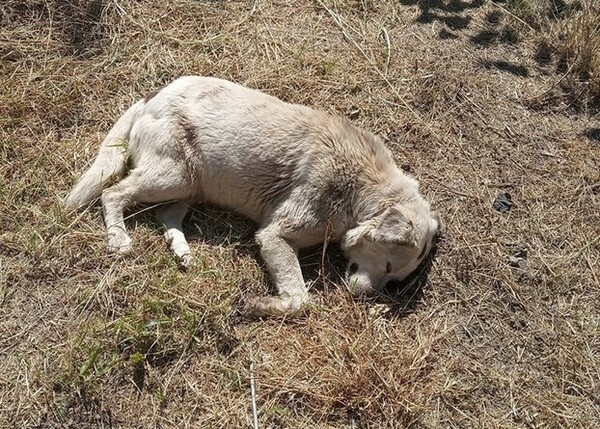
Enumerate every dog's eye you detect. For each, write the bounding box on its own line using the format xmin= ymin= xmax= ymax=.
xmin=385 ymin=262 xmax=392 ymax=274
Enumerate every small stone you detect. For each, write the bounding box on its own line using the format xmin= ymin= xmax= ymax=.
xmin=509 ymin=255 xmax=527 ymax=269
xmin=493 ymin=192 xmax=513 ymax=212
xmin=513 ymin=244 xmax=528 ymax=259
xmin=348 ymin=106 xmax=360 ymax=120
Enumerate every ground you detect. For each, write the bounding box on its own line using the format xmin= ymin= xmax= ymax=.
xmin=1 ymin=1 xmax=599 ymax=428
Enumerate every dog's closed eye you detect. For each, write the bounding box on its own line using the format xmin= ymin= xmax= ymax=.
xmin=386 ymin=262 xmax=392 ymax=273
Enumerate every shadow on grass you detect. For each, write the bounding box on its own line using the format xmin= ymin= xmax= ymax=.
xmin=584 ymin=128 xmax=600 ymax=141
xmin=470 ymin=26 xmax=520 ymax=47
xmin=548 ymin=0 xmax=583 ymax=20
xmin=399 ymin=0 xmax=485 ymax=16
xmin=399 ymin=0 xmax=486 ymax=39
xmin=534 ymin=41 xmax=554 ymax=66
xmin=381 ymin=232 xmax=442 ymax=318
xmin=4 ymin=0 xmax=112 ymax=57
xmin=57 ymin=0 xmax=108 ymax=57
xmin=482 ymin=60 xmax=530 ymax=77
xmin=184 ymin=205 xmax=257 ymax=248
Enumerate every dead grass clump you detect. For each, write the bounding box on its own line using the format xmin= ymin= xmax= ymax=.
xmin=504 ymin=0 xmax=600 ymax=107
xmin=550 ymin=3 xmax=600 ymax=102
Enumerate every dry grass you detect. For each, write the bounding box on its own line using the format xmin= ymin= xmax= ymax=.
xmin=549 ymin=2 xmax=600 ymax=101
xmin=1 ymin=0 xmax=599 ymax=428
xmin=501 ymin=0 xmax=600 ymax=107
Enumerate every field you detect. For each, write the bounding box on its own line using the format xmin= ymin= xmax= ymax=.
xmin=1 ymin=0 xmax=599 ymax=427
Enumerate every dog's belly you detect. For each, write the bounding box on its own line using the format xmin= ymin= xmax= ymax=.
xmin=200 ymin=175 xmax=267 ymax=223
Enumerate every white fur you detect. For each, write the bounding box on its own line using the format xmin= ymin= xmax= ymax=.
xmin=66 ymin=76 xmax=439 ymax=317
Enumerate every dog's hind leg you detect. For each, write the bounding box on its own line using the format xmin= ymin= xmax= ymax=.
xmin=157 ymin=202 xmax=192 ymax=268
xmin=101 ymin=115 xmax=197 ymax=255
xmin=101 ymin=162 xmax=191 ymax=254
xmin=245 ymin=225 xmax=311 ymax=317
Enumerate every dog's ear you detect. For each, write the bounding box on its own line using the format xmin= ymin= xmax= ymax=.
xmin=371 ymin=206 xmax=415 ymax=245
xmin=341 ymin=222 xmax=372 ymax=250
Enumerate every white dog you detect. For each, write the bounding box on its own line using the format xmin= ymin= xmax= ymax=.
xmin=66 ymin=76 xmax=440 ymax=317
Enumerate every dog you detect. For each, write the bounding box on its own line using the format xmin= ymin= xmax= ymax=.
xmin=65 ymin=76 xmax=440 ymax=317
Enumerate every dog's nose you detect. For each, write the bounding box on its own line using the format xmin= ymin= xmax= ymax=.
xmin=349 ymin=263 xmax=359 ymax=275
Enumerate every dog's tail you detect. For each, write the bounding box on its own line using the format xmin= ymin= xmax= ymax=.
xmin=65 ymin=100 xmax=145 ymax=210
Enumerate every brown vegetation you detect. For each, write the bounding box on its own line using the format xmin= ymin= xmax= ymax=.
xmin=1 ymin=1 xmax=599 ymax=428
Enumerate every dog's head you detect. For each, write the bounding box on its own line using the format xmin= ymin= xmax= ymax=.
xmin=340 ymin=202 xmax=441 ymax=296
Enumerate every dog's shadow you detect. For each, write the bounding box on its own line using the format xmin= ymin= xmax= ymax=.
xmin=183 ymin=205 xmax=258 ymax=250
xmin=380 ymin=241 xmax=439 ymax=318
xmin=135 ymin=204 xmax=439 ymax=319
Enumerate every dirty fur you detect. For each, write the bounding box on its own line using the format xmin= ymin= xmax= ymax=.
xmin=65 ymin=76 xmax=440 ymax=317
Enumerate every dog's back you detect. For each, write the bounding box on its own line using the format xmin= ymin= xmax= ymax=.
xmin=138 ymin=76 xmax=396 ymax=225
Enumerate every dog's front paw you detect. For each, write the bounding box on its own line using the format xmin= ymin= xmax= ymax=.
xmin=243 ymin=295 xmax=310 ymax=318
xmin=107 ymin=232 xmax=133 ymax=254
xmin=179 ymin=253 xmax=194 ymax=270
xmin=243 ymin=296 xmax=286 ymax=318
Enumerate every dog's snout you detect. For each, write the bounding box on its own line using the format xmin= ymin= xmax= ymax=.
xmin=349 ymin=263 xmax=359 ymax=275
